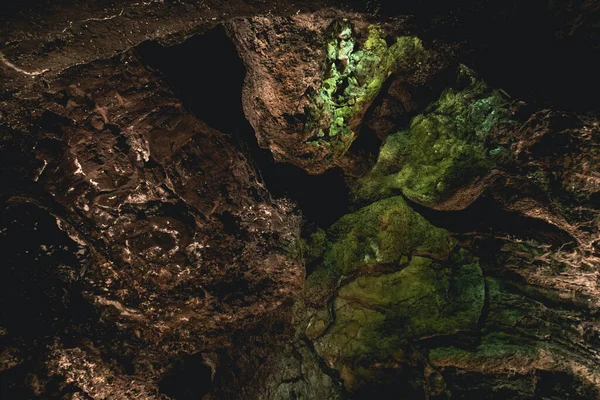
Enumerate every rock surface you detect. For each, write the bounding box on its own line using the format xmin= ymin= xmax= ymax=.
xmin=227 ymin=11 xmax=453 ymax=174
xmin=1 ymin=1 xmax=599 ymax=399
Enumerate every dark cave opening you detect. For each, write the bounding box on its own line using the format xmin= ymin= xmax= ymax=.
xmin=136 ymin=25 xmax=350 ymax=228
xmin=158 ymin=353 xmax=213 ymax=400
xmin=136 ymin=26 xmax=249 ymax=137
xmin=329 ymin=0 xmax=600 ymax=112
xmin=467 ymin=17 xmax=599 ymax=112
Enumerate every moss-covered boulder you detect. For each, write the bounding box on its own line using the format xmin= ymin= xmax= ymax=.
xmin=305 ymin=196 xmax=455 ymax=303
xmin=303 ymin=23 xmax=427 ymax=166
xmin=304 ymin=196 xmax=484 ymax=391
xmin=228 ymin=14 xmax=431 ymax=174
xmin=353 ymin=65 xmax=514 ymax=209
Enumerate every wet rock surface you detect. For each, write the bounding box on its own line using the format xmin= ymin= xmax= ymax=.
xmin=227 ymin=11 xmax=455 ymax=175
xmin=1 ymin=45 xmax=304 ymax=399
xmin=1 ymin=1 xmax=599 ymax=399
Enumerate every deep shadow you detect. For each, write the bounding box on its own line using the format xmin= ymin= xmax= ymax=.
xmin=136 ymin=25 xmax=350 ymax=227
xmin=335 ymin=0 xmax=600 ymax=112
xmin=406 ymin=196 xmax=576 ymax=248
xmin=0 ymin=199 xmax=101 ymax=398
xmin=158 ymin=353 xmax=213 ymax=400
xmin=136 ymin=25 xmax=249 ymax=136
xmin=349 ymin=370 xmax=424 ymax=400
xmin=404 ymin=0 xmax=600 ymax=112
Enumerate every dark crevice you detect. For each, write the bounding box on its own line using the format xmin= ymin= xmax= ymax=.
xmin=136 ymin=25 xmax=249 ymax=135
xmin=158 ymin=353 xmax=213 ymax=400
xmin=534 ymin=370 xmax=600 ymax=400
xmin=349 ymin=124 xmax=382 ymax=162
xmin=404 ymin=195 xmax=577 ymax=249
xmin=348 ymin=365 xmax=425 ymax=400
xmin=136 ymin=25 xmax=350 ymax=228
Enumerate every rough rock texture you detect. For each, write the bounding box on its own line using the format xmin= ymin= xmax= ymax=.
xmin=353 ymin=65 xmax=514 ymax=209
xmin=304 ymin=196 xmax=484 ymax=392
xmin=227 ymin=11 xmax=454 ymax=174
xmin=1 ymin=1 xmax=599 ymax=399
xmin=1 ymin=48 xmax=304 ymax=399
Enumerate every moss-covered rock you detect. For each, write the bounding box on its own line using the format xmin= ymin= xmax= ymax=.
xmin=311 ymin=250 xmax=484 ymax=390
xmin=304 ymin=195 xmax=484 ymax=391
xmin=353 ymin=65 xmax=514 ymax=208
xmin=305 ymin=196 xmax=455 ymax=302
xmin=304 ymin=21 xmax=428 ymax=166
xmin=229 ymin=14 xmax=439 ymax=174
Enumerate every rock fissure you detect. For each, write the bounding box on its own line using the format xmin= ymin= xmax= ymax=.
xmin=1 ymin=2 xmax=599 ymax=399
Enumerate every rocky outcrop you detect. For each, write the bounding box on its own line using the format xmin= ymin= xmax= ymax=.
xmin=353 ymin=65 xmax=514 ymax=209
xmin=0 ymin=51 xmax=304 ymax=398
xmin=1 ymin=1 xmax=599 ymax=399
xmin=303 ymin=196 xmax=484 ymax=392
xmin=227 ymin=12 xmax=453 ymax=175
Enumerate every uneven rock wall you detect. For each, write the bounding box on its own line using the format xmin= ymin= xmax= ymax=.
xmin=1 ymin=1 xmax=598 ymax=399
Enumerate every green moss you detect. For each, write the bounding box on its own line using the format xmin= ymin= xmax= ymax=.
xmin=313 ymin=251 xmax=484 ymax=381
xmin=304 ymin=21 xmax=427 ymax=164
xmin=305 ymin=195 xmax=484 ymax=355
xmin=305 ymin=196 xmax=455 ymax=301
xmin=429 ymin=331 xmax=538 ymax=366
xmin=353 ymin=65 xmax=514 ymax=207
xmin=306 ymin=228 xmax=327 ymax=260
xmin=303 ymin=194 xmax=485 ymax=390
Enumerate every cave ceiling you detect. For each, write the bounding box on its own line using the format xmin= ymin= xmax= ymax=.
xmin=0 ymin=1 xmax=599 ymax=399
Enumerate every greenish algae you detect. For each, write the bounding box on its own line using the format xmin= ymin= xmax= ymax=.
xmin=315 ymin=252 xmax=483 ymax=351
xmin=304 ymin=194 xmax=484 ymax=390
xmin=299 ymin=62 xmax=518 ymax=390
xmin=305 ymin=228 xmax=327 ymax=261
xmin=305 ymin=196 xmax=455 ymax=303
xmin=428 ymin=331 xmax=538 ymax=367
xmin=426 ymin=276 xmax=558 ymax=376
xmin=312 ymin=250 xmax=484 ymax=389
xmin=353 ymin=65 xmax=514 ymax=207
xmin=304 ymin=20 xmax=427 ymax=164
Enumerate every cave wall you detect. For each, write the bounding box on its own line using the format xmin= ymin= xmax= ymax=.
xmin=1 ymin=1 xmax=599 ymax=399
